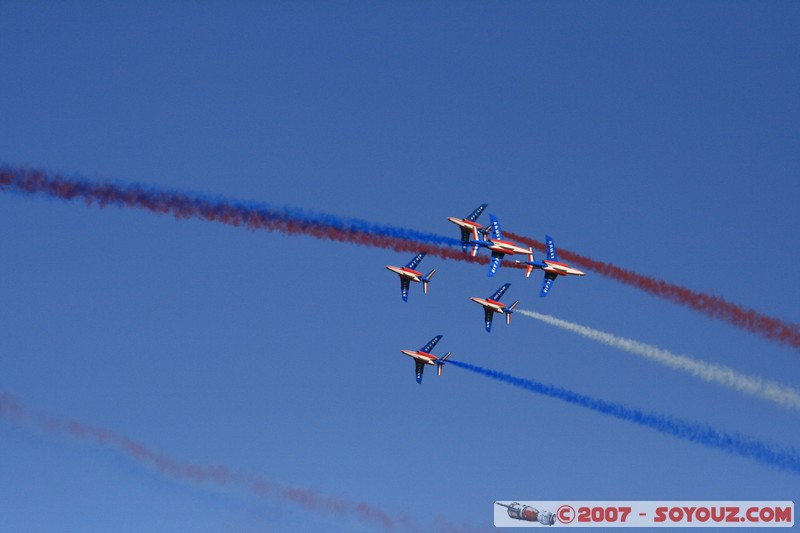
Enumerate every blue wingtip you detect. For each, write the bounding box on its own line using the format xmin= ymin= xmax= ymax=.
xmin=416 ymin=375 xmax=422 ymax=384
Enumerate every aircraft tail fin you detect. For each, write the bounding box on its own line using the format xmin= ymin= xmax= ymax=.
xmin=437 ymin=352 xmax=452 ymax=376
xmin=506 ymin=301 xmax=519 ymax=324
xmin=422 ymin=269 xmax=436 ymax=294
xmin=459 ymin=228 xmax=471 ymax=253
xmin=525 ymin=263 xmax=534 ymax=278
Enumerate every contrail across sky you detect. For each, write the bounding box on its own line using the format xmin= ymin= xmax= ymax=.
xmin=0 ymin=165 xmax=484 ymax=267
xmin=447 ymin=360 xmax=800 ymax=475
xmin=507 ymin=232 xmax=800 ymax=350
xmin=0 ymin=391 xmax=423 ymax=532
xmin=516 ymin=309 xmax=800 ymax=412
xmin=2 ymin=164 xmax=798 ymax=350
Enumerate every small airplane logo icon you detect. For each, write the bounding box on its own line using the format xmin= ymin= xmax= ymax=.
xmin=496 ymin=502 xmax=555 ymax=526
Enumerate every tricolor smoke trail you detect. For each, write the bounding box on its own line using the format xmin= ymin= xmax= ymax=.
xmin=506 ymin=232 xmax=800 ymax=350
xmin=2 ymin=164 xmax=798 ymax=350
xmin=446 ymin=360 xmax=800 ymax=475
xmin=0 ymin=391 xmax=429 ymax=532
xmin=0 ymin=165 xmax=481 ymax=267
xmin=516 ymin=309 xmax=800 ymax=413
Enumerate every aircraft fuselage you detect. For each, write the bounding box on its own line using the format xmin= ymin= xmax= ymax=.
xmin=448 ymin=217 xmax=483 ymax=232
xmin=401 ymin=350 xmax=438 ymax=365
xmin=385 ymin=265 xmax=423 ymax=282
xmin=487 ymin=239 xmax=529 ymax=256
xmin=542 ymin=260 xmax=585 ymax=277
xmin=470 ymin=297 xmax=507 ymax=313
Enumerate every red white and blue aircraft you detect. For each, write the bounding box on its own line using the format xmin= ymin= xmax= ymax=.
xmin=469 ymin=214 xmax=533 ymax=277
xmin=400 ymin=335 xmax=451 ymax=384
xmin=385 ymin=252 xmax=437 ymax=301
xmin=447 ymin=203 xmax=489 ymax=253
xmin=470 ymin=283 xmax=520 ymax=332
xmin=516 ymin=235 xmax=585 ymax=296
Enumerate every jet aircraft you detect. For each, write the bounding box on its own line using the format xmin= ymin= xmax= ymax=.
xmin=470 ymin=283 xmax=519 ymax=332
xmin=385 ymin=252 xmax=437 ymax=302
xmin=447 ymin=203 xmax=489 ymax=253
xmin=400 ymin=335 xmax=451 ymax=384
xmin=516 ymin=235 xmax=585 ymax=296
xmin=470 ymin=214 xmax=533 ymax=276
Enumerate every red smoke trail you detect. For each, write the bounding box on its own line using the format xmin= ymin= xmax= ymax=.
xmin=507 ymin=232 xmax=800 ymax=350
xmin=3 ymin=164 xmax=796 ymax=349
xmin=0 ymin=166 xmax=487 ymax=269
xmin=0 ymin=392 xmax=406 ymax=531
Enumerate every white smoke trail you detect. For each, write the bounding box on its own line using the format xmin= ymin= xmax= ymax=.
xmin=516 ymin=309 xmax=800 ymax=412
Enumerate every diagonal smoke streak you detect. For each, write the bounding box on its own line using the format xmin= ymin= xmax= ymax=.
xmin=446 ymin=360 xmax=800 ymax=475
xmin=2 ymin=163 xmax=798 ymax=351
xmin=0 ymin=391 xmax=417 ymax=532
xmin=516 ymin=309 xmax=800 ymax=412
xmin=0 ymin=165 xmax=491 ymax=268
xmin=507 ymin=232 xmax=800 ymax=350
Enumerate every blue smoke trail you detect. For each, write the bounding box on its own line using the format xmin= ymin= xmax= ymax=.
xmin=447 ymin=359 xmax=800 ymax=474
xmin=5 ymin=163 xmax=799 ymax=351
xmin=0 ymin=165 xmax=462 ymax=250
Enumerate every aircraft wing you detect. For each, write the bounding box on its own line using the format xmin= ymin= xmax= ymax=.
xmin=540 ymin=272 xmax=557 ymax=297
xmin=490 ymin=283 xmax=511 ymax=301
xmin=459 ymin=227 xmax=473 ymax=253
xmin=415 ymin=359 xmax=426 ymax=384
xmin=488 ymin=252 xmax=503 ymax=277
xmin=420 ymin=334 xmax=443 ymax=353
xmin=467 ymin=203 xmax=488 ymax=222
xmin=484 ymin=307 xmax=494 ymax=332
xmin=488 ymin=214 xmax=503 ymax=240
xmin=400 ymin=278 xmax=411 ymax=301
xmin=545 ymin=235 xmax=558 ymax=261
xmin=405 ymin=252 xmax=426 ymax=270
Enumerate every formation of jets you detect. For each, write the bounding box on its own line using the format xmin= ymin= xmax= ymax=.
xmin=389 ymin=204 xmax=584 ymax=383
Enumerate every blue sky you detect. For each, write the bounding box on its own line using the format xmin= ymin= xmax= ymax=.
xmin=1 ymin=2 xmax=798 ymax=531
